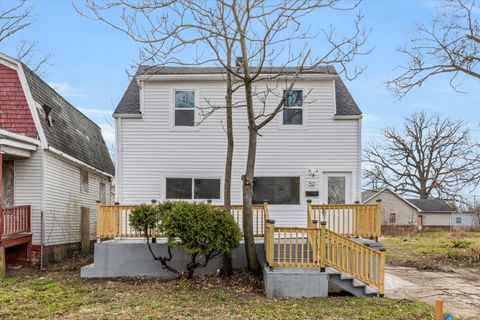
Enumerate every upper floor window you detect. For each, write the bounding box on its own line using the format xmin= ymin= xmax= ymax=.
xmin=283 ymin=90 xmax=303 ymax=125
xmin=80 ymin=169 xmax=89 ymax=193
xmin=174 ymin=90 xmax=195 ymax=126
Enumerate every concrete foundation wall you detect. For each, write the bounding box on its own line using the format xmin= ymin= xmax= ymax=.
xmin=263 ymin=267 xmax=328 ymax=297
xmin=81 ymin=240 xmax=255 ymax=278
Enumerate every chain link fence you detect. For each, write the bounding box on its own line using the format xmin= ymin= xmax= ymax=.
xmin=39 ymin=209 xmax=95 ymax=271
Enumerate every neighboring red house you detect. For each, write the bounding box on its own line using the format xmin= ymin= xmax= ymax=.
xmin=0 ymin=53 xmax=114 ymax=277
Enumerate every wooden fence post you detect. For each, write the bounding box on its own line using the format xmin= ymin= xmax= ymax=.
xmin=434 ymin=300 xmax=443 ymax=320
xmin=376 ymin=199 xmax=382 ymax=241
xmin=151 ymin=199 xmax=158 ymax=242
xmin=96 ymin=201 xmax=101 ymax=242
xmin=263 ymin=200 xmax=269 ymax=236
xmin=312 ymin=219 xmax=318 ymax=262
xmin=379 ymin=247 xmax=386 ymax=297
xmin=320 ymin=221 xmax=327 ymax=272
xmin=266 ymin=219 xmax=275 ymax=268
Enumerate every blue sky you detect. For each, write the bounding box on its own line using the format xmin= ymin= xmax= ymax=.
xmin=1 ymin=1 xmax=479 ymax=171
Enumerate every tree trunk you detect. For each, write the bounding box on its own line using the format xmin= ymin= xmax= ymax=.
xmin=242 ymin=91 xmax=260 ymax=272
xmin=221 ymin=70 xmax=234 ymax=277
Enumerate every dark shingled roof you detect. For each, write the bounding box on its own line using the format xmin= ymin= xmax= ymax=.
xmin=22 ymin=64 xmax=115 ymax=176
xmin=114 ymin=65 xmax=361 ymax=116
xmin=406 ymin=199 xmax=452 ymax=212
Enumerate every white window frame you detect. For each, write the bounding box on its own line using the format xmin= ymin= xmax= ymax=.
xmin=278 ymin=87 xmax=308 ymax=129
xmin=170 ymin=88 xmax=200 ymax=131
xmin=252 ymin=174 xmax=304 ymax=206
xmin=163 ymin=175 xmax=223 ymax=202
xmin=80 ymin=169 xmax=89 ymax=194
xmin=455 ymin=216 xmax=462 ymax=224
xmin=321 ymin=172 xmax=352 ymax=204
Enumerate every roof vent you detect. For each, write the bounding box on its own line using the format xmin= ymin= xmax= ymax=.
xmin=42 ymin=104 xmax=53 ymax=126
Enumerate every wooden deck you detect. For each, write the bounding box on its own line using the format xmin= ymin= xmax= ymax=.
xmin=1 ymin=205 xmax=32 ymax=277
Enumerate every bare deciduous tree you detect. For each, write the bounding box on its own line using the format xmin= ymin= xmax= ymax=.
xmin=0 ymin=0 xmax=50 ymax=72
xmin=364 ymin=112 xmax=480 ymax=201
xmin=78 ymin=0 xmax=369 ymax=272
xmin=388 ymin=0 xmax=480 ymax=98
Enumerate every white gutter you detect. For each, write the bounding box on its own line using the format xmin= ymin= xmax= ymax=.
xmin=0 ymin=129 xmax=41 ymax=146
xmin=48 ymin=146 xmax=114 ymax=178
xmin=136 ymin=73 xmax=339 ymax=82
xmin=112 ymin=113 xmax=142 ymax=119
xmin=333 ymin=115 xmax=362 ymax=120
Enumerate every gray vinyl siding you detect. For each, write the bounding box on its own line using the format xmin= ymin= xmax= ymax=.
xmin=43 ymin=151 xmax=111 ymax=245
xmin=14 ymin=150 xmax=43 ymax=244
xmin=363 ymin=189 xmax=418 ymax=226
xmin=117 ymin=79 xmax=361 ymax=227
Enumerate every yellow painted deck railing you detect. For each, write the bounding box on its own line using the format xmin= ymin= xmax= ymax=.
xmin=263 ymin=220 xmax=385 ymax=295
xmin=96 ymin=202 xmax=269 ymax=238
xmin=308 ymin=201 xmax=382 ymax=238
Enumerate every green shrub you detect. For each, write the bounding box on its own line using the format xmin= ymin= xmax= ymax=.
xmin=162 ymin=201 xmax=241 ymax=278
xmin=130 ymin=201 xmax=241 ymax=279
xmin=129 ymin=204 xmax=161 ymax=235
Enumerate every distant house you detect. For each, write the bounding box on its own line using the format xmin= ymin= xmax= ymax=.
xmin=362 ymin=188 xmax=477 ymax=231
xmin=0 ymin=53 xmax=114 ymax=276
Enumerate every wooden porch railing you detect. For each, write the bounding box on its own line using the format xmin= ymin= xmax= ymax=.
xmin=263 ymin=219 xmax=385 ymax=295
xmin=212 ymin=202 xmax=269 ymax=237
xmin=0 ymin=205 xmax=31 ymax=239
xmin=308 ymin=201 xmax=382 ymax=238
xmin=96 ymin=202 xmax=270 ymax=238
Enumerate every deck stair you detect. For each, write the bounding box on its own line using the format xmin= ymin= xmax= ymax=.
xmin=263 ymin=201 xmax=385 ymax=297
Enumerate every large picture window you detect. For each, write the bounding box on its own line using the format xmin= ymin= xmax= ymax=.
xmin=327 ymin=176 xmax=345 ymax=204
xmin=283 ymin=90 xmax=303 ymax=125
xmin=166 ymin=177 xmax=220 ymax=200
xmin=174 ymin=90 xmax=195 ymax=126
xmin=253 ymin=176 xmax=300 ymax=205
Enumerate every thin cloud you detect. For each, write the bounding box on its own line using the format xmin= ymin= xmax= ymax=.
xmin=362 ymin=113 xmax=383 ymax=122
xmin=48 ymin=81 xmax=88 ymax=98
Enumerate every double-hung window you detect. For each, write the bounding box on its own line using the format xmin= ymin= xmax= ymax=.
xmin=283 ymin=90 xmax=303 ymax=125
xmin=166 ymin=178 xmax=221 ymax=200
xmin=174 ymin=90 xmax=195 ymax=126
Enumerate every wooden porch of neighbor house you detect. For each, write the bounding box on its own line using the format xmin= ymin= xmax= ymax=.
xmin=95 ymin=200 xmax=384 ymax=296
xmin=0 ymin=139 xmax=35 ymax=277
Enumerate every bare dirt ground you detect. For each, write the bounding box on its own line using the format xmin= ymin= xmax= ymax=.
xmin=386 ymin=266 xmax=480 ymax=320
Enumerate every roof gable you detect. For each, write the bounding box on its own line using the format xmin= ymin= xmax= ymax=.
xmin=114 ymin=65 xmax=361 ymax=116
xmin=21 ymin=64 xmax=114 ymax=176
xmin=362 ymin=187 xmax=422 ymax=211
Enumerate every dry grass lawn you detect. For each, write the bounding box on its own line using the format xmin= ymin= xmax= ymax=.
xmin=382 ymin=231 xmax=480 ymax=269
xmin=0 ymin=269 xmax=439 ymax=320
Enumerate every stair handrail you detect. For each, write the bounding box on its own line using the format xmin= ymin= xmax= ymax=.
xmin=324 ymin=228 xmax=385 ymax=295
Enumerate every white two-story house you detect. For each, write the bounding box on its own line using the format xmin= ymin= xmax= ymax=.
xmin=113 ymin=66 xmax=362 ymax=227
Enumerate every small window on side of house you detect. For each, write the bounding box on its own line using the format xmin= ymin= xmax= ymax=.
xmin=283 ymin=90 xmax=303 ymax=125
xmin=80 ymin=169 xmax=89 ymax=193
xmin=389 ymin=212 xmax=397 ymax=224
xmin=456 ymin=217 xmax=461 ymax=224
xmin=99 ymin=182 xmax=107 ymax=204
xmin=174 ymin=90 xmax=195 ymax=126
